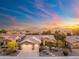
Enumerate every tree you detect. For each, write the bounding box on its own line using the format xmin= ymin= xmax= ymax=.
xmin=26 ymin=30 xmax=31 ymax=35
xmin=0 ymin=29 xmax=7 ymax=34
xmin=67 ymin=32 xmax=72 ymax=36
xmin=42 ymin=30 xmax=51 ymax=35
xmin=32 ymin=32 xmax=39 ymax=35
xmin=54 ymin=31 xmax=66 ymax=47
xmin=0 ymin=37 xmax=4 ymax=46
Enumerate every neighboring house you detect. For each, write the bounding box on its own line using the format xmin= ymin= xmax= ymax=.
xmin=40 ymin=35 xmax=56 ymax=46
xmin=65 ymin=36 xmax=79 ymax=48
xmin=72 ymin=41 xmax=79 ymax=49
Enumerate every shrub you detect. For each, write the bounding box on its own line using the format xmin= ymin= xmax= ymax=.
xmin=45 ymin=41 xmax=56 ymax=47
xmin=6 ymin=40 xmax=18 ymax=53
xmin=0 ymin=37 xmax=4 ymax=46
xmin=57 ymin=40 xmax=65 ymax=48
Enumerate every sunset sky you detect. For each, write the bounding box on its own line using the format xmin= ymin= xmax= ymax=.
xmin=0 ymin=0 xmax=79 ymax=29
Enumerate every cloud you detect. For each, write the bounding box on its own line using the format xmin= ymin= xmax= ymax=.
xmin=34 ymin=0 xmax=63 ymax=20
xmin=18 ymin=6 xmax=33 ymax=14
xmin=73 ymin=5 xmax=79 ymax=18
xmin=17 ymin=5 xmax=48 ymax=19
xmin=52 ymin=13 xmax=63 ymax=22
xmin=36 ymin=5 xmax=64 ymax=24
xmin=0 ymin=14 xmax=33 ymax=29
xmin=71 ymin=0 xmax=79 ymax=22
xmin=57 ymin=0 xmax=64 ymax=9
xmin=29 ymin=0 xmax=64 ymax=25
xmin=27 ymin=1 xmax=50 ymax=18
xmin=0 ymin=14 xmax=17 ymax=26
xmin=7 ymin=22 xmax=37 ymax=30
xmin=0 ymin=7 xmax=33 ymax=20
xmin=0 ymin=14 xmax=34 ymax=29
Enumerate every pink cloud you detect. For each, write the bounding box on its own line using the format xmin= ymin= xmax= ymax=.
xmin=27 ymin=16 xmax=33 ymax=20
xmin=0 ymin=14 xmax=33 ymax=29
xmin=27 ymin=0 xmax=63 ymax=21
xmin=0 ymin=7 xmax=25 ymax=15
xmin=18 ymin=6 xmax=33 ymax=14
xmin=52 ymin=13 xmax=63 ymax=22
xmin=8 ymin=22 xmax=35 ymax=30
xmin=25 ymin=1 xmax=64 ymax=23
xmin=17 ymin=5 xmax=49 ymax=19
xmin=37 ymin=6 xmax=51 ymax=16
xmin=0 ymin=14 xmax=32 ymax=27
xmin=37 ymin=6 xmax=64 ymax=23
xmin=38 ymin=13 xmax=48 ymax=18
xmin=72 ymin=0 xmax=79 ymax=17
xmin=0 ymin=14 xmax=17 ymax=25
xmin=27 ymin=1 xmax=49 ymax=18
xmin=73 ymin=5 xmax=79 ymax=18
xmin=0 ymin=7 xmax=32 ymax=20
